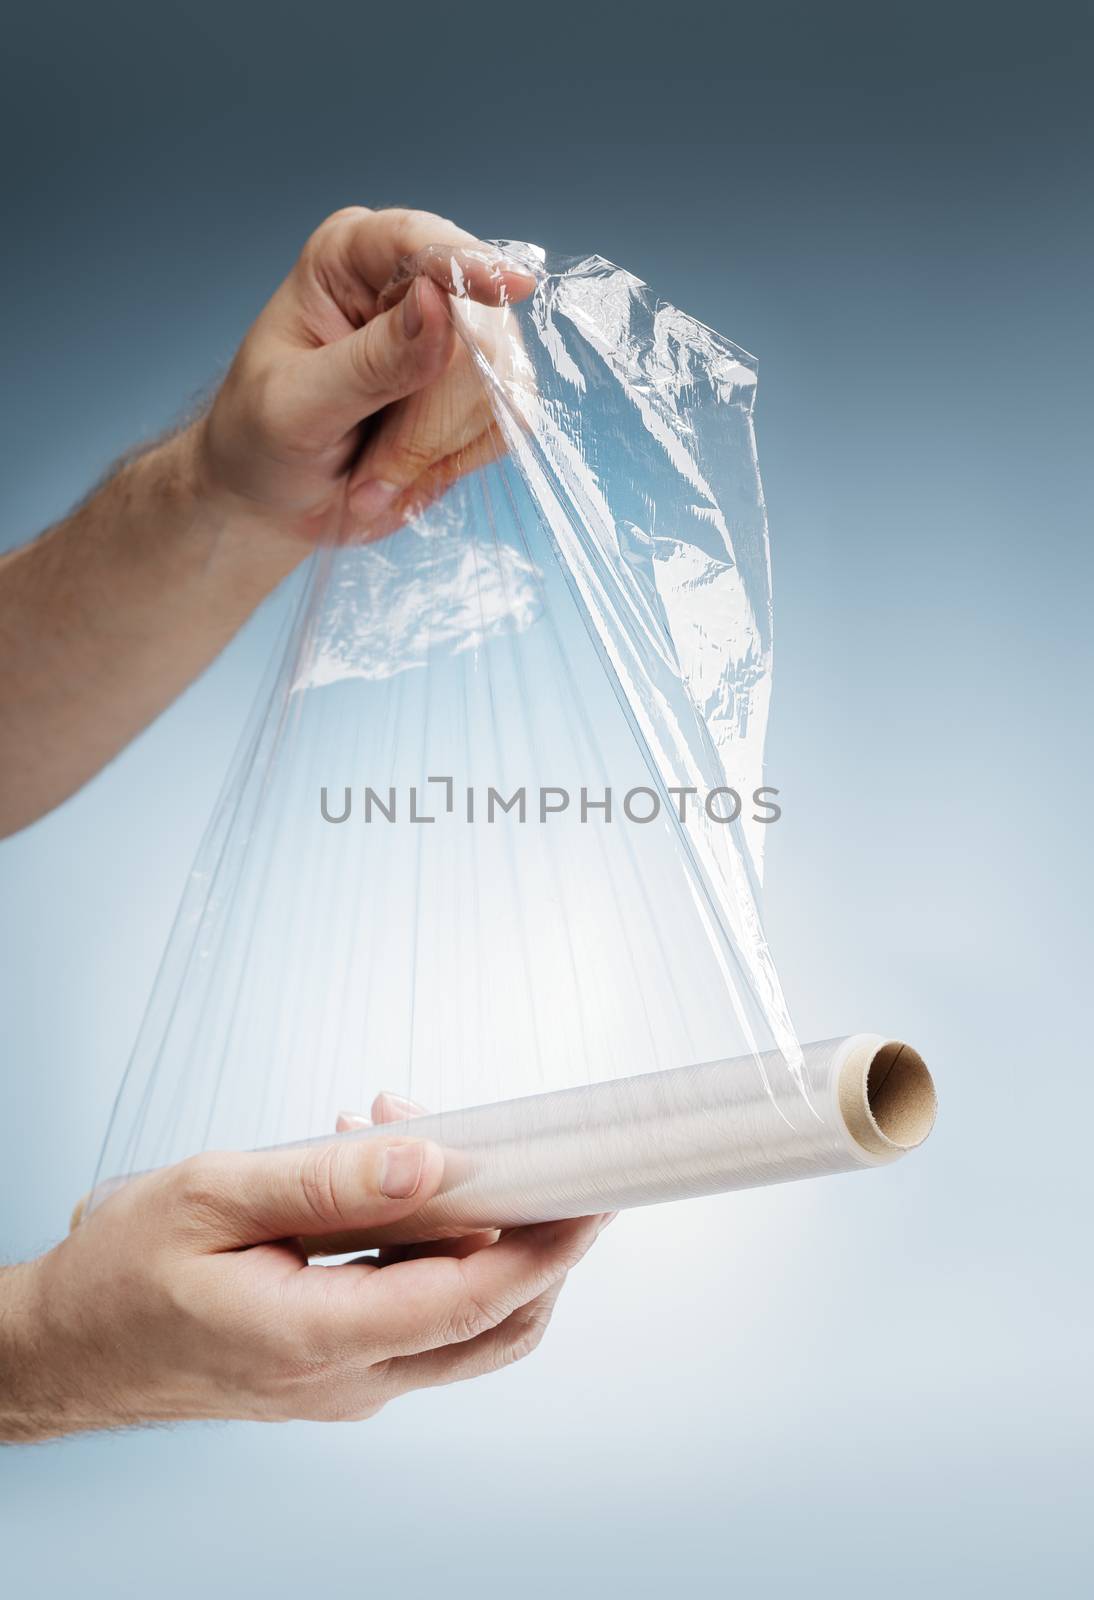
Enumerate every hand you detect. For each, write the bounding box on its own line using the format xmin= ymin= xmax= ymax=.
xmin=195 ymin=207 xmax=537 ymax=548
xmin=1 ymin=1110 xmax=608 ymax=1441
xmin=0 ymin=207 xmax=536 ymax=836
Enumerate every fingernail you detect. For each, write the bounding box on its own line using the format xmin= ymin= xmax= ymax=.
xmin=373 ymin=1091 xmax=426 ymax=1121
xmin=337 ymin=1111 xmax=370 ymax=1131
xmin=597 ymin=1211 xmax=619 ymax=1233
xmin=352 ymin=478 xmax=400 ymax=522
xmin=403 ymin=279 xmax=424 ymax=338
xmin=380 ymin=1141 xmax=426 ymax=1199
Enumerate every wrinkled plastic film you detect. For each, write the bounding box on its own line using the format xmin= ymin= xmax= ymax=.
xmin=91 ymin=244 xmax=932 ymax=1215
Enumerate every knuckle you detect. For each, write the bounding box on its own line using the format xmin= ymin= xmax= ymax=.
xmin=381 ymin=206 xmax=428 ymax=246
xmin=296 ymin=1143 xmax=352 ymax=1231
xmin=256 ymin=1331 xmax=314 ymax=1386
xmin=382 ymin=428 xmax=437 ymax=477
xmin=374 ymin=207 xmax=459 ymax=268
xmin=544 ymin=1225 xmax=594 ymax=1276
xmin=302 ymin=206 xmax=371 ymax=262
xmin=322 ymin=205 xmax=372 ymax=230
xmin=441 ymin=1286 xmax=500 ymax=1346
xmin=558 ymin=1237 xmax=592 ymax=1274
xmin=167 ymin=1152 xmax=238 ymax=1225
xmin=276 ymin=1310 xmax=330 ymax=1368
xmin=248 ymin=364 xmax=297 ymax=448
xmin=501 ymin=1310 xmax=551 ymax=1368
xmin=348 ymin=329 xmax=393 ymax=395
xmin=255 ymin=1321 xmax=388 ymax=1423
xmin=248 ymin=1318 xmax=338 ymax=1400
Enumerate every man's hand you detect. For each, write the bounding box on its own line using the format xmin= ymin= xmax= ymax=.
xmin=0 ymin=1108 xmax=607 ymax=1442
xmin=0 ymin=207 xmax=534 ymax=834
xmin=197 ymin=208 xmax=535 ymax=547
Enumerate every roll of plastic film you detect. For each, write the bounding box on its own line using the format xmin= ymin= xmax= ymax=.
xmin=81 ymin=1036 xmax=936 ymax=1239
xmin=287 ymin=1034 xmax=937 ymax=1248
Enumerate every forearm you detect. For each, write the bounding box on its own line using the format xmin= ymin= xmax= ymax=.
xmin=0 ymin=422 xmax=305 ymax=836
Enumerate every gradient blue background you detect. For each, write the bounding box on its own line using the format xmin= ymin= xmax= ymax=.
xmin=2 ymin=1 xmax=1091 ymax=1592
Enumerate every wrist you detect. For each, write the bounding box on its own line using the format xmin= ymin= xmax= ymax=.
xmin=126 ymin=420 xmax=307 ymax=601
xmin=0 ymin=1249 xmax=136 ymax=1444
xmin=0 ymin=1257 xmax=73 ymax=1444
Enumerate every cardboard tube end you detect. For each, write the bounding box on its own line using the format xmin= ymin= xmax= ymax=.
xmin=840 ymin=1039 xmax=937 ymax=1158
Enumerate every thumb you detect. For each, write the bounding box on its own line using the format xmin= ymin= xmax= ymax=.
xmin=174 ymin=1135 xmax=445 ymax=1249
xmin=301 ymin=275 xmax=454 ymax=442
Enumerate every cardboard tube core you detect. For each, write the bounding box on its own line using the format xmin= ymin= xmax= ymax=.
xmin=839 ymin=1038 xmax=937 ymax=1157
xmin=867 ymin=1041 xmax=936 ymax=1149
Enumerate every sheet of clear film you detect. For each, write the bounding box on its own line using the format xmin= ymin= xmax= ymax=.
xmin=88 ymin=242 xmax=935 ymax=1220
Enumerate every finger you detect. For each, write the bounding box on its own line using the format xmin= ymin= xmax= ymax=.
xmin=374 ymin=242 xmax=537 ymax=313
xmin=314 ymin=1093 xmax=426 ymax=1256
xmin=295 ymin=209 xmax=533 ymax=343
xmin=333 ymin=1091 xmax=428 ymax=1133
xmin=346 ymin=254 xmax=529 ymax=538
xmin=349 ymin=416 xmax=506 ymax=544
xmin=318 ymin=208 xmax=535 ymax=309
xmin=310 ymin=1213 xmax=607 ymax=1359
xmin=380 ymin=1279 xmax=566 ymax=1397
xmin=375 ymin=1229 xmax=501 ymax=1266
xmin=322 ymin=1094 xmax=498 ymax=1260
xmin=371 ymin=1091 xmax=427 ymax=1124
xmin=335 ymin=1112 xmax=370 ymax=1132
xmin=162 ymin=1135 xmax=445 ymax=1251
xmin=298 ymin=275 xmax=456 ymax=446
xmin=345 ymin=332 xmax=504 ymax=538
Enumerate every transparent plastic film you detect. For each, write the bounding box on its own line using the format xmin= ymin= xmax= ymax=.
xmin=89 ymin=243 xmax=935 ymax=1219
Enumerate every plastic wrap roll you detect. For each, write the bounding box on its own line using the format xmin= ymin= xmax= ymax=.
xmin=81 ymin=1035 xmax=935 ymax=1240
xmin=294 ymin=1034 xmax=936 ymax=1248
xmin=85 ymin=247 xmax=939 ymax=1244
